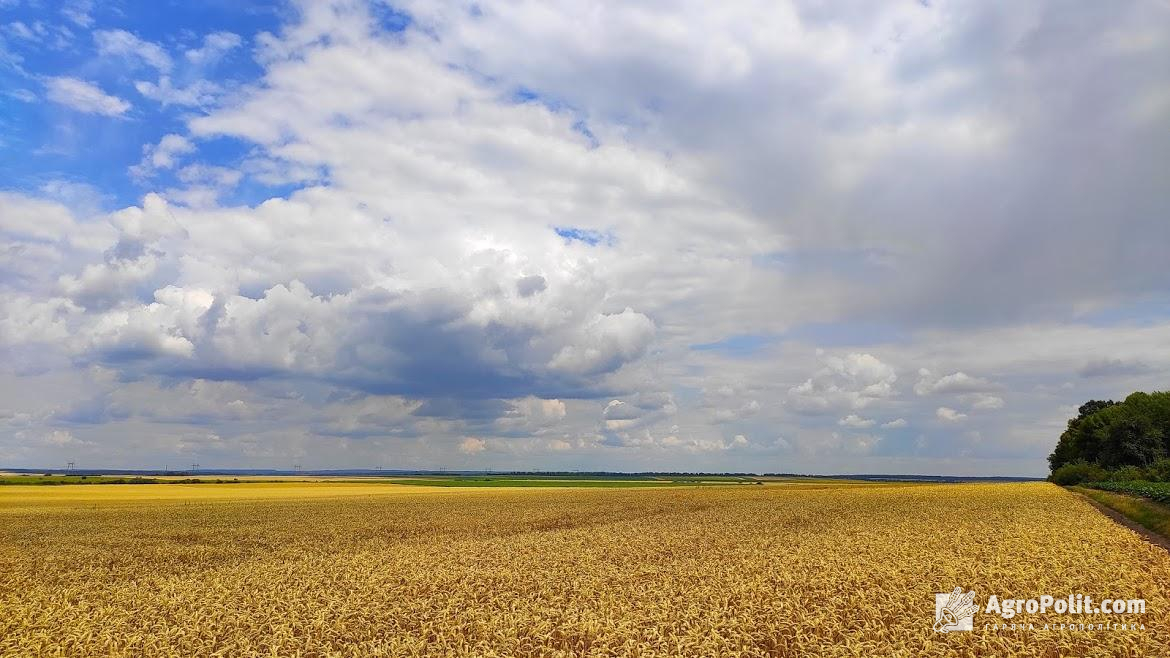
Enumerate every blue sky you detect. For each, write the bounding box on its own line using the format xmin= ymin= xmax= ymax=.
xmin=1 ymin=0 xmax=1168 ymax=475
xmin=0 ymin=1 xmax=285 ymax=209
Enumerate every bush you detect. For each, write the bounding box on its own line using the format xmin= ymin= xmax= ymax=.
xmin=1149 ymin=458 xmax=1170 ymax=482
xmin=1050 ymin=461 xmax=1107 ymax=486
xmin=1105 ymin=465 xmax=1149 ymax=482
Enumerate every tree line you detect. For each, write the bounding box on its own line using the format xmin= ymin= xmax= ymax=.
xmin=1048 ymin=391 xmax=1170 ymax=485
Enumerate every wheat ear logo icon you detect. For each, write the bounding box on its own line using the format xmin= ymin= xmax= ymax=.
xmin=934 ymin=587 xmax=978 ymax=632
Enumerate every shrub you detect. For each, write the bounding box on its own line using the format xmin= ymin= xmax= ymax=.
xmin=1149 ymin=458 xmax=1170 ymax=482
xmin=1105 ymin=465 xmax=1149 ymax=482
xmin=1050 ymin=461 xmax=1107 ymax=486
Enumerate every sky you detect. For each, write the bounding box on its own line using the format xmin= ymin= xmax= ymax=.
xmin=1 ymin=0 xmax=1168 ymax=476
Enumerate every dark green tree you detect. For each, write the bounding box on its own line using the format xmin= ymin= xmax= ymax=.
xmin=1048 ymin=393 xmax=1170 ymax=476
xmin=1048 ymin=399 xmax=1117 ymax=471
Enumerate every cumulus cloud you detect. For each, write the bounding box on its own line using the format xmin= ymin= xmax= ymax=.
xmin=42 ymin=429 xmax=81 ymax=446
xmin=838 ymin=414 xmax=875 ymax=429
xmin=2 ymin=0 xmax=1169 ymax=475
xmin=936 ymin=407 xmax=968 ymax=422
xmin=788 ymin=352 xmax=898 ymax=413
xmin=458 ymin=437 xmax=486 ymax=454
xmin=493 ymin=396 xmax=567 ymax=435
xmin=547 ymin=309 xmax=656 ymax=376
xmin=1 ymin=181 xmax=665 ymax=403
xmin=657 ymin=432 xmax=745 ymax=453
xmin=130 ymin=134 xmax=195 ymax=178
xmin=601 ymin=393 xmax=676 ymax=433
xmin=914 ymin=370 xmax=998 ymax=396
xmin=515 ymin=275 xmax=546 ymax=298
xmin=713 ymin=399 xmax=760 ymax=423
xmin=0 ymin=191 xmax=80 ymax=242
xmin=45 ymin=77 xmax=130 ymax=116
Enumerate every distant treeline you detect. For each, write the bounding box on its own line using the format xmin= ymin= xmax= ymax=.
xmin=1049 ymin=392 xmax=1170 ymax=485
xmin=0 ymin=476 xmax=245 ymax=486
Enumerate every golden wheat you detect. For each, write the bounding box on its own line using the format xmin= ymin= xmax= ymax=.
xmin=1 ymin=482 xmax=1168 ymax=657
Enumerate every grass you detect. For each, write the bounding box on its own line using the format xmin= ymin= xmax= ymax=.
xmin=1073 ymin=485 xmax=1170 ymax=540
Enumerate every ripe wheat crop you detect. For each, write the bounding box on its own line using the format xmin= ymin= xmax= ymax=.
xmin=2 ymin=482 xmax=1168 ymax=656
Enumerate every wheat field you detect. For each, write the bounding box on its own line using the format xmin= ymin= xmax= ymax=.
xmin=2 ymin=481 xmax=1168 ymax=657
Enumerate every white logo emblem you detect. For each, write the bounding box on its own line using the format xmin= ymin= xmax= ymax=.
xmin=935 ymin=587 xmax=978 ymax=632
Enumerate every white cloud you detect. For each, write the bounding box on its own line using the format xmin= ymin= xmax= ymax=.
xmin=965 ymin=394 xmax=1005 ymax=410
xmin=42 ymin=429 xmax=82 ymax=446
xmin=789 ymin=352 xmax=898 ymax=413
xmin=458 ymin=437 xmax=486 ymax=454
xmin=601 ymin=393 xmax=676 ymax=433
xmin=95 ymin=29 xmax=172 ymax=72
xmin=914 ymin=370 xmax=998 ymax=396
xmin=135 ymin=77 xmax=222 ymax=108
xmin=61 ymin=0 xmax=94 ymax=28
xmin=0 ymin=191 xmax=80 ymax=241
xmin=2 ymin=0 xmax=1169 ymax=475
xmin=656 ymin=432 xmax=742 ymax=453
xmin=5 ymin=21 xmax=35 ymax=41
xmin=130 ymin=134 xmax=195 ymax=178
xmin=176 ymin=164 xmax=242 ymax=188
xmin=186 ymin=31 xmax=242 ymax=66
xmin=936 ymin=407 xmax=967 ymax=422
xmin=713 ymin=398 xmax=760 ymax=423
xmin=495 ymin=396 xmax=567 ymax=435
xmin=838 ymin=414 xmax=875 ymax=429
xmin=44 ymin=77 xmax=130 ymax=116
xmin=6 ymin=88 xmax=36 ymax=102
xmin=547 ymin=309 xmax=655 ymax=376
